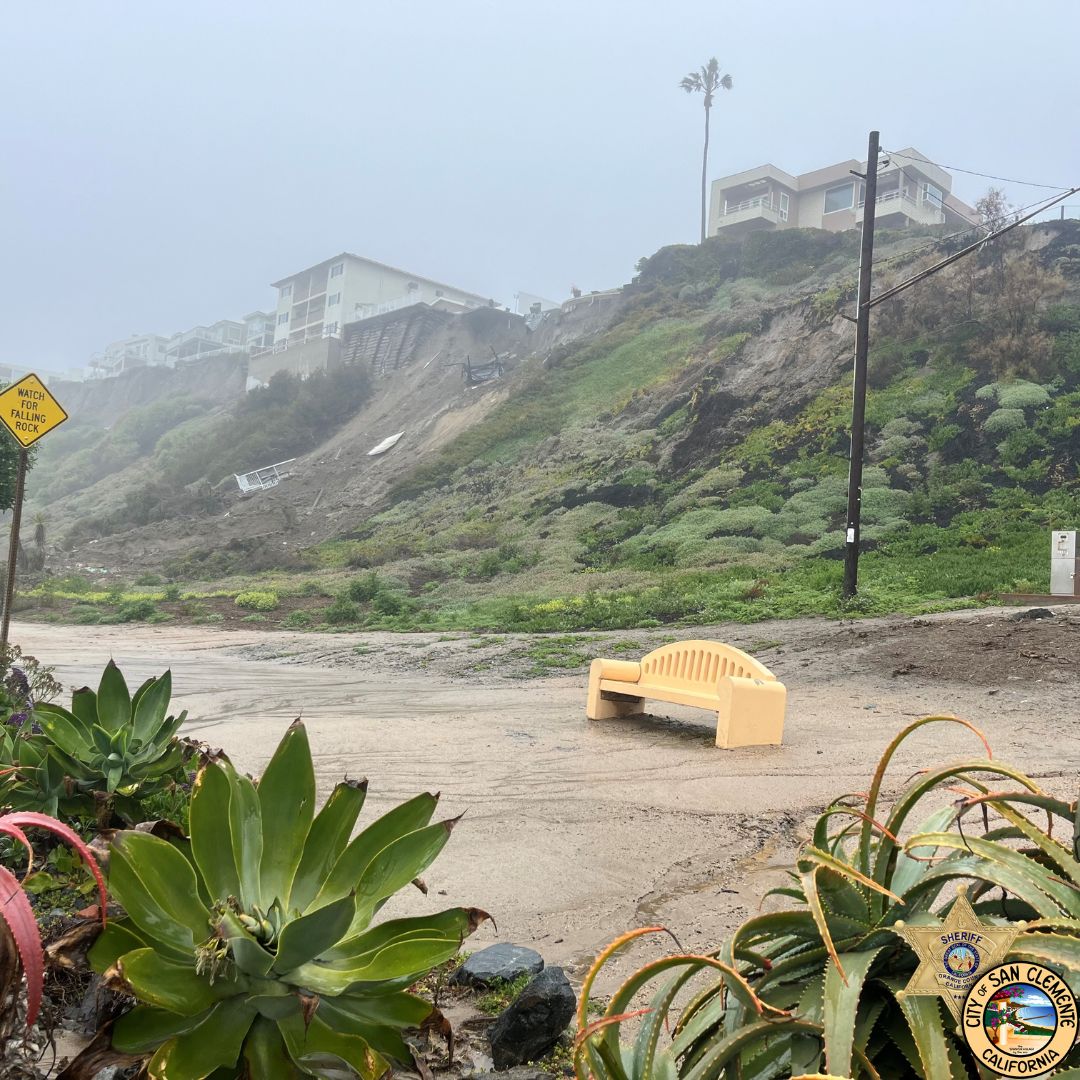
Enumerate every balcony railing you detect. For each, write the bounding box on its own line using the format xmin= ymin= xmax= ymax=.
xmin=723 ymin=195 xmax=775 ymax=215
xmin=858 ymin=189 xmax=944 ymax=220
xmin=235 ymin=458 xmax=296 ymax=495
xmin=250 ymin=327 xmax=341 ymax=360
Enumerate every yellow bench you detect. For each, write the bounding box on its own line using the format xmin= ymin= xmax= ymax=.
xmin=586 ymin=640 xmax=786 ymax=748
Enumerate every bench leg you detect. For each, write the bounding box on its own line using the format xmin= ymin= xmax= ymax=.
xmin=715 ymin=678 xmax=786 ymax=748
xmin=587 ymin=670 xmax=644 ymax=720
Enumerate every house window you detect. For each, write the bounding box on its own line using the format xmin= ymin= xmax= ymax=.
xmin=330 ymin=262 xmax=344 ymax=277
xmin=921 ymin=182 xmax=943 ymax=208
xmin=278 ymin=312 xmax=289 ymax=325
xmin=324 ymin=321 xmax=339 ymax=336
xmin=823 ymin=183 xmax=855 ymax=214
xmin=280 ymin=284 xmax=292 ymax=299
xmin=327 ymin=292 xmax=341 ymax=306
xmin=778 ymin=191 xmax=790 ymax=222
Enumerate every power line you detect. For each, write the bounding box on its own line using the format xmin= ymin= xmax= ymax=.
xmin=885 ymin=149 xmax=1072 ymax=192
xmin=888 ymin=158 xmax=984 ymax=232
xmin=867 ymin=185 xmax=1080 ymax=309
xmin=869 ymin=187 xmax=1074 ymax=279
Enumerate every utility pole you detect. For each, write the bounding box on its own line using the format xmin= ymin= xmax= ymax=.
xmin=0 ymin=450 xmax=28 ymax=653
xmin=842 ymin=130 xmax=881 ymax=600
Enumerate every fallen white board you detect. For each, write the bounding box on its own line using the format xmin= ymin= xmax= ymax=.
xmin=368 ymin=431 xmax=405 ymax=456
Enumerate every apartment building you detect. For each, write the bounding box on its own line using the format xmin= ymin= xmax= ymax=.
xmin=708 ymin=148 xmax=977 ymax=238
xmin=243 ymin=310 xmax=275 ymax=352
xmin=270 ymin=253 xmax=491 ymax=348
xmin=165 ymin=319 xmax=246 ymax=365
xmin=88 ymin=333 xmax=172 ymax=378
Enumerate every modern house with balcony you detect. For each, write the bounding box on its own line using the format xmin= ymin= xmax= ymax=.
xmin=708 ymin=148 xmax=976 ymax=238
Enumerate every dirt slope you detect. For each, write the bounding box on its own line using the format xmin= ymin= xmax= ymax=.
xmin=50 ymin=295 xmax=626 ymax=572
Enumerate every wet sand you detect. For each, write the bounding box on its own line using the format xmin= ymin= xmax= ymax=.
xmin=14 ymin=608 xmax=1079 ymax=987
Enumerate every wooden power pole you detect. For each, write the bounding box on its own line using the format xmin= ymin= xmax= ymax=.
xmin=842 ymin=130 xmax=881 ymax=600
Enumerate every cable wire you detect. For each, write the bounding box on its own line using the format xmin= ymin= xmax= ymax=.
xmin=884 ymin=149 xmax=1071 ymax=192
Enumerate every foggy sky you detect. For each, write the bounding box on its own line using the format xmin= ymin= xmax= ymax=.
xmin=2 ymin=0 xmax=1078 ymax=374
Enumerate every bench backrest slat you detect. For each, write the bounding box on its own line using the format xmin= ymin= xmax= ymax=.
xmin=639 ymin=639 xmax=773 ymax=689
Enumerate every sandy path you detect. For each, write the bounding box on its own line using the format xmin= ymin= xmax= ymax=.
xmin=12 ymin=609 xmax=1080 ymax=988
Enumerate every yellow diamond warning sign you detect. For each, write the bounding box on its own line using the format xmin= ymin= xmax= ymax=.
xmin=0 ymin=374 xmax=68 ymax=448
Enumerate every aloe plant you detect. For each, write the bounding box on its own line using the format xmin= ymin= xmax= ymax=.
xmin=575 ymin=716 xmax=1080 ymax=1078
xmin=90 ymin=720 xmax=487 ymax=1079
xmin=0 ymin=661 xmax=189 ymax=825
xmin=0 ymin=811 xmax=106 ymax=1029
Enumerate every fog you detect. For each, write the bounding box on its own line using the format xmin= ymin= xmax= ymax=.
xmin=2 ymin=0 xmax=1077 ymax=373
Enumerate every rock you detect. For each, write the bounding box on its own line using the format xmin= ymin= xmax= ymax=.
xmin=452 ymin=943 xmax=544 ymax=989
xmin=488 ymin=966 xmax=576 ymax=1069
xmin=62 ymin=974 xmax=104 ymax=1034
xmin=1012 ymin=607 xmax=1055 ymax=620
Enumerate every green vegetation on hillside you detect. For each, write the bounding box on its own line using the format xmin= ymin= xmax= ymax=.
xmin=65 ymin=364 xmax=372 ymax=544
xmin=299 ymin=221 xmax=1079 ymax=631
xmin=33 ymin=221 xmax=1080 ymax=634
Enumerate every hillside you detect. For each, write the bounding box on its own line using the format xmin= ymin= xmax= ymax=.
xmin=27 ymin=218 xmax=1080 ymax=631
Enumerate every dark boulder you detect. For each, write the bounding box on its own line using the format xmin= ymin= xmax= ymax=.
xmin=1012 ymin=607 xmax=1055 ymax=620
xmin=488 ymin=966 xmax=576 ymax=1069
xmin=452 ymin=943 xmax=544 ymax=990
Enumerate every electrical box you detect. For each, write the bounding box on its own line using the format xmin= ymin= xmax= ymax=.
xmin=1050 ymin=530 xmax=1078 ymax=596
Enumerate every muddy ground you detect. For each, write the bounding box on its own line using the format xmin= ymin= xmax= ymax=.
xmin=13 ymin=606 xmax=1080 ymax=995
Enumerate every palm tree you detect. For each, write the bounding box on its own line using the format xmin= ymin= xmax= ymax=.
xmin=680 ymin=58 xmax=733 ymax=243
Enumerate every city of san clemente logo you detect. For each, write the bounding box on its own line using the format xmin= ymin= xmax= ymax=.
xmin=961 ymin=962 xmax=1078 ymax=1076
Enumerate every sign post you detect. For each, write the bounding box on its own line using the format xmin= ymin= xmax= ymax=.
xmin=0 ymin=373 xmax=69 ymax=653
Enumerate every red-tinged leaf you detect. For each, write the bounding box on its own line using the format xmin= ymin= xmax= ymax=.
xmin=0 ymin=813 xmax=107 ymax=924
xmin=0 ymin=864 xmax=44 ymax=1027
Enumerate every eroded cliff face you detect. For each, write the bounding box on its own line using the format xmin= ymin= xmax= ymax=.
xmin=38 ymin=292 xmax=628 ymax=571
xmin=53 ymin=351 xmax=248 ymax=425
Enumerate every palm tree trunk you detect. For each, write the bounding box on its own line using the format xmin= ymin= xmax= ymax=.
xmin=699 ymin=102 xmax=711 ymax=244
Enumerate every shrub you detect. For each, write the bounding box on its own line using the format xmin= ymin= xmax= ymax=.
xmin=926 ymin=422 xmax=962 ymax=452
xmin=0 ymin=647 xmax=61 ymax=718
xmin=161 ymin=584 xmax=182 ymax=602
xmin=1039 ymin=301 xmax=1080 ymax=332
xmin=995 ymin=379 xmax=1051 ymax=408
xmin=117 ymin=598 xmax=157 ymax=622
xmin=284 ymin=610 xmax=312 ymax=628
xmin=235 ymin=590 xmax=279 ymax=612
xmin=576 ymin=717 xmax=1080 ymax=1078
xmin=344 ymin=572 xmax=382 ymax=603
xmin=323 ymin=597 xmax=362 ymax=625
xmin=90 ymin=721 xmax=487 ymax=1076
xmin=982 ymin=407 xmax=1026 ymax=435
xmin=372 ymin=590 xmax=405 ymax=616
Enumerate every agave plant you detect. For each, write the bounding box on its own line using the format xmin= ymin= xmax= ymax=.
xmin=0 ymin=661 xmax=189 ymax=825
xmin=90 ymin=719 xmax=487 ymax=1079
xmin=575 ymin=716 xmax=1080 ymax=1078
xmin=0 ymin=811 xmax=106 ymax=1031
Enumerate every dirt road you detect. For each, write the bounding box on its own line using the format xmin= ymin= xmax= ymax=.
xmin=13 ymin=607 xmax=1080 ymax=988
